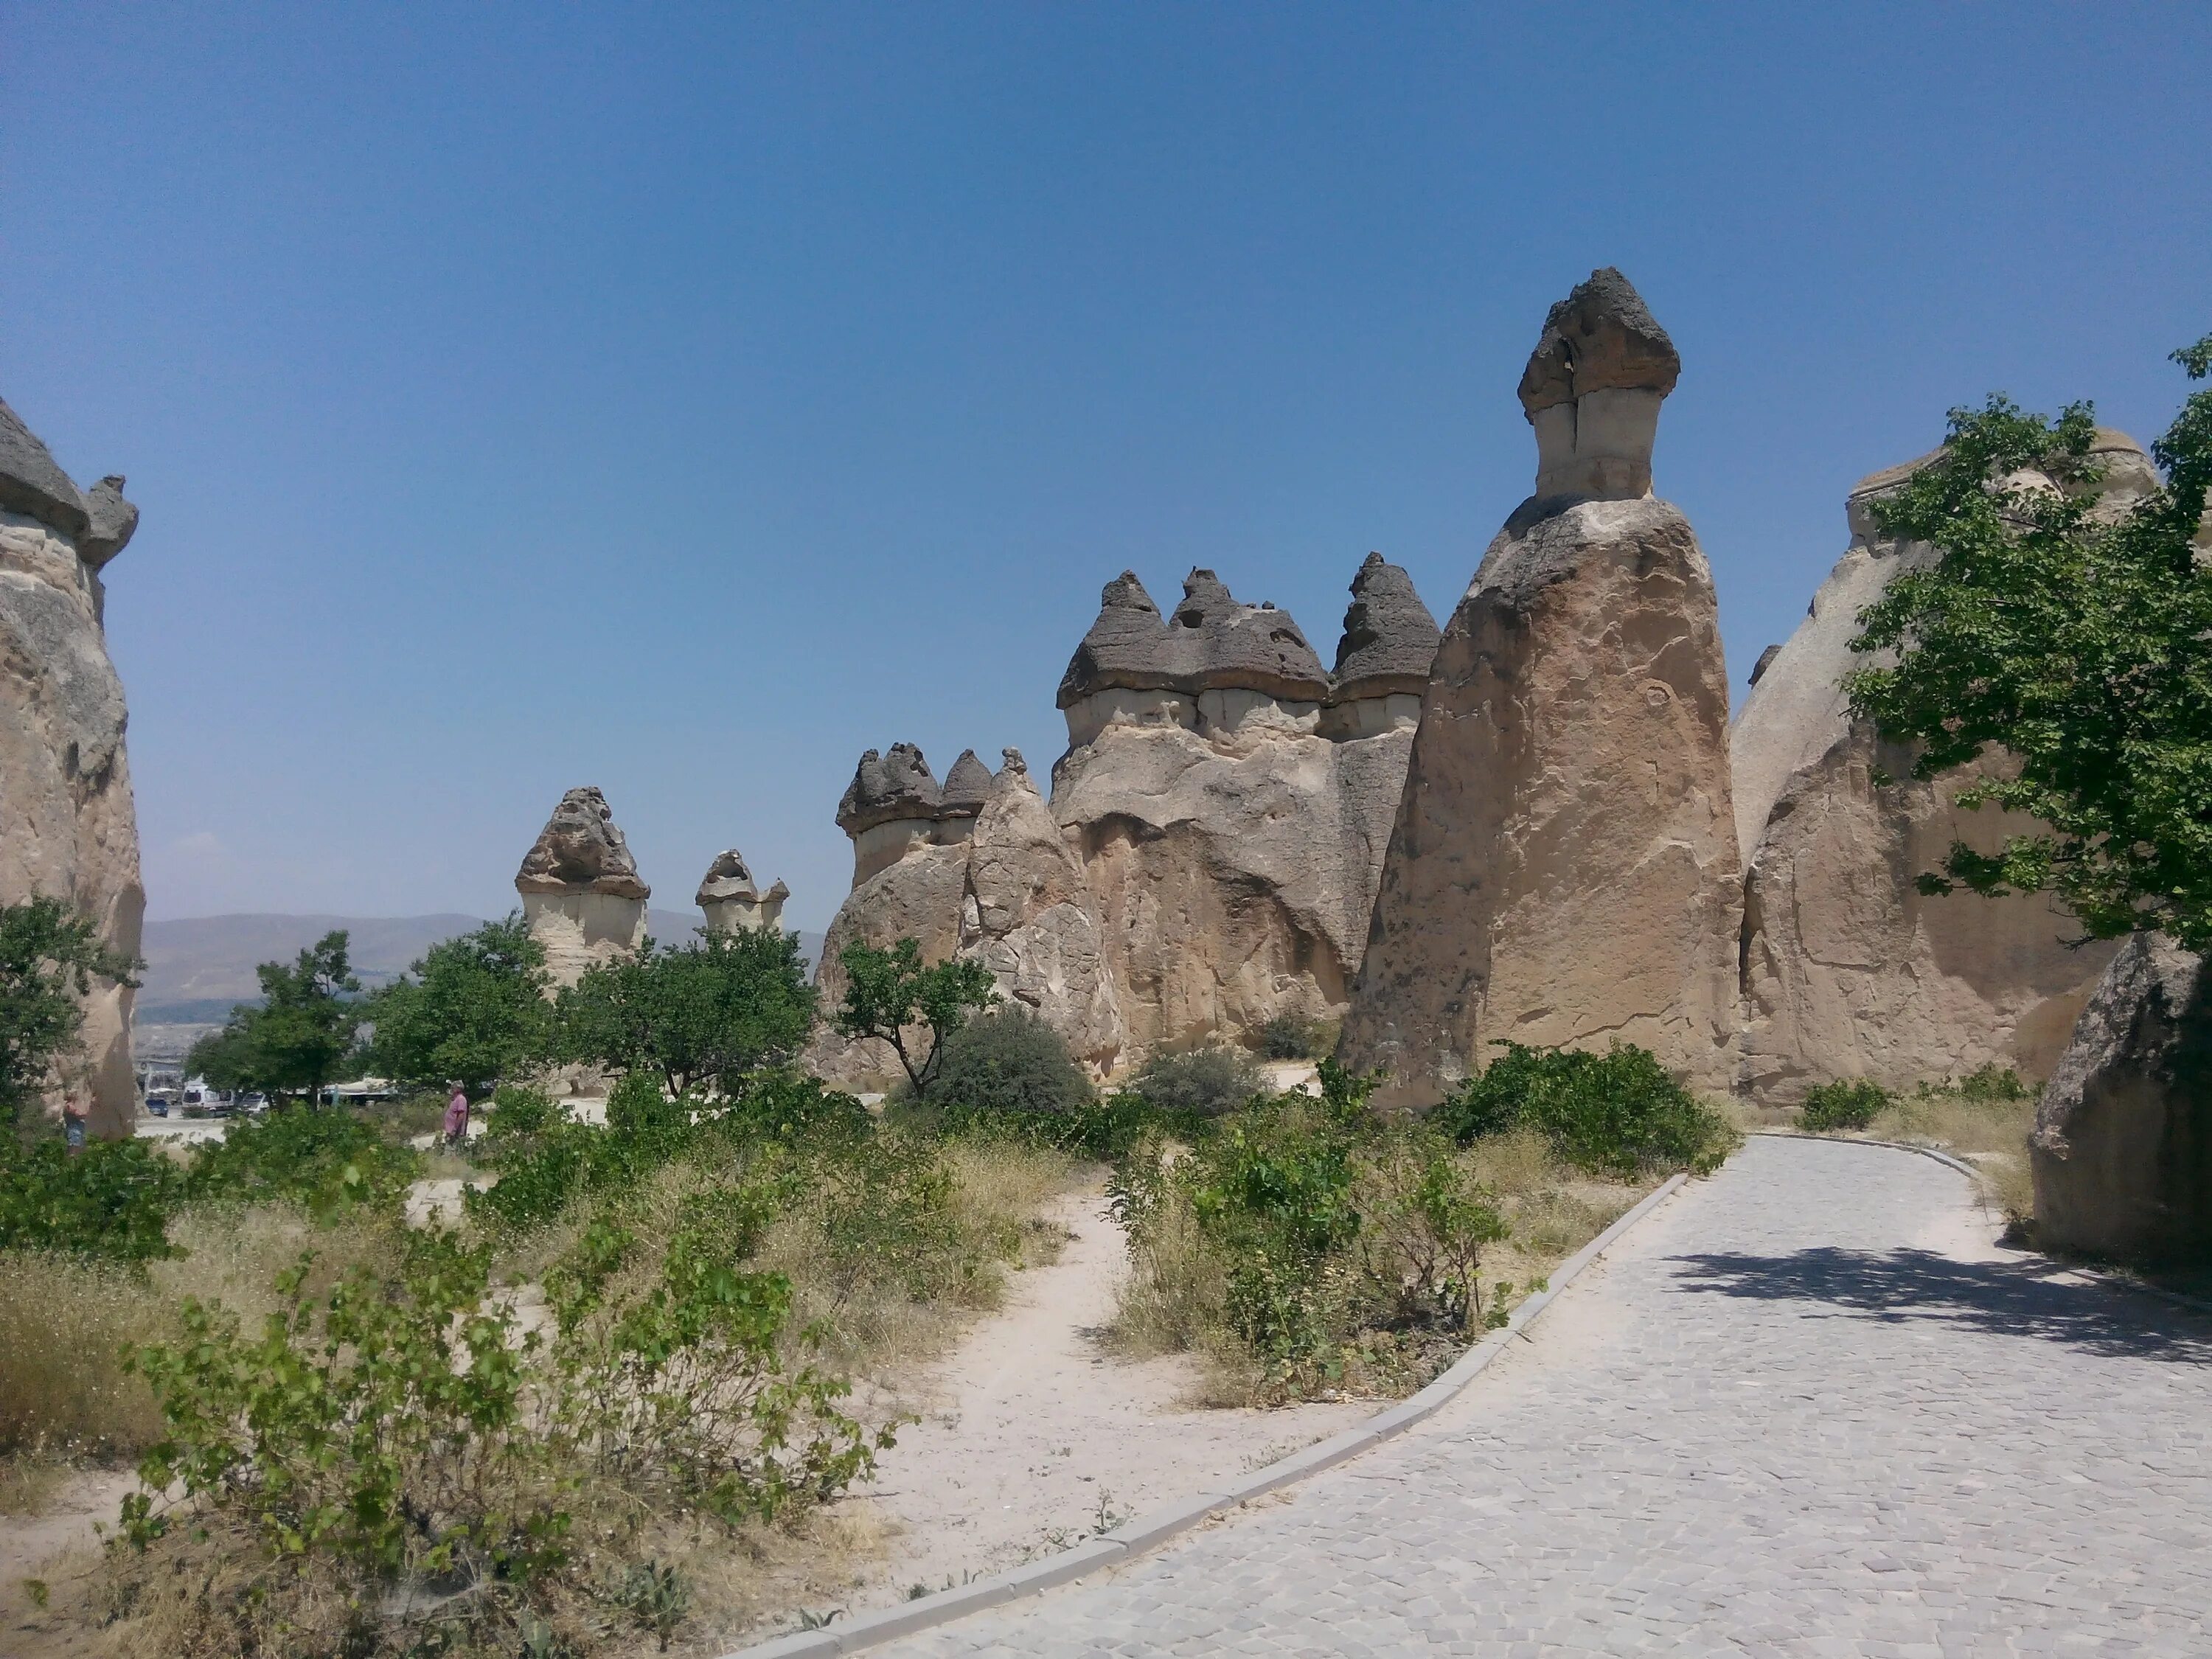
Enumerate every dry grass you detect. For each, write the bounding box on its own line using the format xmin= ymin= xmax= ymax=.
xmin=1865 ymin=1085 xmax=2040 ymax=1224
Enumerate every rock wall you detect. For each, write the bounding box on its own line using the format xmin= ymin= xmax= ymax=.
xmin=1342 ymin=270 xmax=1741 ymax=1103
xmin=1730 ymin=442 xmax=2146 ymax=1098
xmin=0 ymin=396 xmax=145 ymax=1137
xmin=2031 ymin=933 xmax=2212 ymax=1263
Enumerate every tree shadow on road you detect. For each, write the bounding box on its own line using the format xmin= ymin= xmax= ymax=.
xmin=1669 ymin=1248 xmax=2212 ymax=1364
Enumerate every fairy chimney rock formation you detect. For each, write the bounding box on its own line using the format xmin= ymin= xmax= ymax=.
xmin=1050 ymin=559 xmax=1433 ymax=1054
xmin=695 ymin=849 xmax=788 ymax=935
xmin=0 ymin=395 xmax=145 ymax=1135
xmin=1730 ymin=438 xmax=2152 ymax=1096
xmin=1517 ymin=266 xmax=1681 ymax=502
xmin=837 ymin=743 xmax=952 ymax=886
xmin=1323 ymin=552 xmax=1442 ymax=739
xmin=1342 ymin=270 xmax=1741 ymax=1103
xmin=515 ymin=786 xmax=650 ymax=986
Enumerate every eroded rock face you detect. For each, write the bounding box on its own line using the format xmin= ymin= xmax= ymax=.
xmin=812 ymin=748 xmax=1123 ymax=1086
xmin=1731 ymin=442 xmax=2148 ymax=1097
xmin=1050 ymin=561 xmax=1433 ymax=1054
xmin=515 ymin=787 xmax=649 ymax=987
xmin=0 ymin=397 xmax=144 ymax=1136
xmin=1342 ymin=272 xmax=1740 ymax=1103
xmin=815 ymin=554 xmax=1439 ymax=1078
xmin=2031 ymin=934 xmax=2212 ymax=1263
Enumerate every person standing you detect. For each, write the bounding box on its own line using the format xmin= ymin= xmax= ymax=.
xmin=442 ymin=1083 xmax=470 ymax=1149
xmin=62 ymin=1091 xmax=88 ymax=1154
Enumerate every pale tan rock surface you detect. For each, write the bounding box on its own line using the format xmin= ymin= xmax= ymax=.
xmin=0 ymin=396 xmax=144 ymax=1136
xmin=1730 ymin=442 xmax=2152 ymax=1097
xmin=2031 ymin=933 xmax=2211 ymax=1262
xmin=1341 ymin=272 xmax=1740 ymax=1103
xmin=515 ymin=786 xmax=649 ymax=987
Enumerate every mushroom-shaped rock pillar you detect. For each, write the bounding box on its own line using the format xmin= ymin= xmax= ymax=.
xmin=1322 ymin=552 xmax=1441 ymax=739
xmin=695 ymin=849 xmax=789 ymax=936
xmin=515 ymin=786 xmax=650 ymax=987
xmin=835 ymin=743 xmax=945 ymax=888
xmin=1517 ymin=266 xmax=1680 ymax=502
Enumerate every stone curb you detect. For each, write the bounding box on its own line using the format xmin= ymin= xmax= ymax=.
xmin=717 ymin=1169 xmax=1691 ymax=1659
xmin=1753 ymin=1130 xmax=2212 ymax=1320
xmin=1750 ymin=1127 xmax=1983 ymax=1181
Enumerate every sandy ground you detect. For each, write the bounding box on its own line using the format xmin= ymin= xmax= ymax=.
xmin=834 ymin=1183 xmax=1372 ymax=1611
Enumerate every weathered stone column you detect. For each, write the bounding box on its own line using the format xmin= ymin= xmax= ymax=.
xmin=1341 ymin=269 xmax=1741 ymax=1103
xmin=695 ymin=849 xmax=788 ymax=935
xmin=515 ymin=786 xmax=649 ymax=988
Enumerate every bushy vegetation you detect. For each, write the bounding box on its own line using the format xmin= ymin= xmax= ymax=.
xmin=1438 ymin=1041 xmax=1736 ymax=1179
xmin=833 ymin=939 xmax=998 ymax=1096
xmin=1797 ymin=1079 xmax=1893 ymax=1133
xmin=1128 ymin=1042 xmax=1266 ymax=1118
xmin=114 ymin=1220 xmax=887 ymax=1657
xmin=187 ymin=931 xmax=363 ymax=1103
xmin=1846 ymin=333 xmax=2212 ymax=950
xmin=1257 ymin=1013 xmax=1321 ymax=1060
xmin=363 ymin=914 xmax=554 ymax=1096
xmin=927 ymin=1005 xmax=1096 ymax=1116
xmin=0 ymin=894 xmax=142 ymax=1130
xmin=559 ymin=928 xmax=818 ymax=1097
xmin=0 ymin=1135 xmax=181 ymax=1261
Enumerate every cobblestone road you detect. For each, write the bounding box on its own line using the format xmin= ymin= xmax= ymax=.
xmin=879 ymin=1136 xmax=2212 ymax=1657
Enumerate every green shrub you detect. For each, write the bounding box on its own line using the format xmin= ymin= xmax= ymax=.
xmin=118 ymin=1218 xmax=882 ymax=1655
xmin=1956 ymin=1063 xmax=2031 ymax=1103
xmin=1130 ymin=1043 xmax=1266 ymax=1118
xmin=1258 ymin=1014 xmax=1318 ymax=1061
xmin=921 ymin=1090 xmax=1208 ymax=1161
xmin=928 ymin=1006 xmax=1096 ymax=1116
xmin=1798 ymin=1079 xmax=1893 ymax=1133
xmin=1439 ymin=1041 xmax=1734 ymax=1179
xmin=0 ymin=1135 xmax=179 ymax=1262
xmin=183 ymin=1105 xmax=419 ymax=1217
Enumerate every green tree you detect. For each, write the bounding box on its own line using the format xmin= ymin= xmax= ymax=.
xmin=1846 ymin=335 xmax=2212 ymax=950
xmin=362 ymin=914 xmax=553 ymax=1096
xmin=833 ymin=938 xmax=997 ymax=1097
xmin=0 ymin=895 xmax=141 ymax=1131
xmin=558 ymin=928 xmax=816 ymax=1097
xmin=186 ymin=931 xmax=362 ymax=1104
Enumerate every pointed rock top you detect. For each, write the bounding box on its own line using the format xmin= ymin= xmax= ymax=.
xmin=1517 ymin=268 xmax=1680 ymax=417
xmin=939 ymin=748 xmax=995 ymax=817
xmin=836 ymin=742 xmax=943 ymax=835
xmin=1059 ymin=571 xmax=1174 ymax=706
xmin=695 ymin=848 xmax=762 ymax=906
xmin=80 ymin=476 xmax=139 ymax=569
xmin=1331 ymin=552 xmax=1441 ymax=700
xmin=0 ymin=395 xmax=91 ymax=541
xmin=517 ymin=786 xmax=650 ymax=900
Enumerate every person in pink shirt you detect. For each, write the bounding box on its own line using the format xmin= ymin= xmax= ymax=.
xmin=442 ymin=1084 xmax=470 ymax=1148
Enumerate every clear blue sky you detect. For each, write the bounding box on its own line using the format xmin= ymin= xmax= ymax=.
xmin=7 ymin=5 xmax=2208 ymax=933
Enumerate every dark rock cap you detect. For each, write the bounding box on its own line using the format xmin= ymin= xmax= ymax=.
xmin=1517 ymin=268 xmax=1680 ymax=417
xmin=695 ymin=848 xmax=760 ymax=905
xmin=836 ymin=742 xmax=943 ymax=835
xmin=1330 ymin=552 xmax=1440 ymax=700
xmin=939 ymin=748 xmax=994 ymax=818
xmin=80 ymin=477 xmax=139 ymax=569
xmin=0 ymin=395 xmax=92 ymax=541
xmin=1749 ymin=643 xmax=1783 ymax=686
xmin=517 ymin=786 xmax=650 ymax=900
xmin=1058 ymin=568 xmax=1329 ymax=707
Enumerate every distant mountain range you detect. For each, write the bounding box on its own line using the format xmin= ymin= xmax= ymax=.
xmin=135 ymin=912 xmax=822 ymax=1023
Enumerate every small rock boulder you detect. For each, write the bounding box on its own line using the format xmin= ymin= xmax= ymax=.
xmin=2031 ymin=934 xmax=2212 ymax=1264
